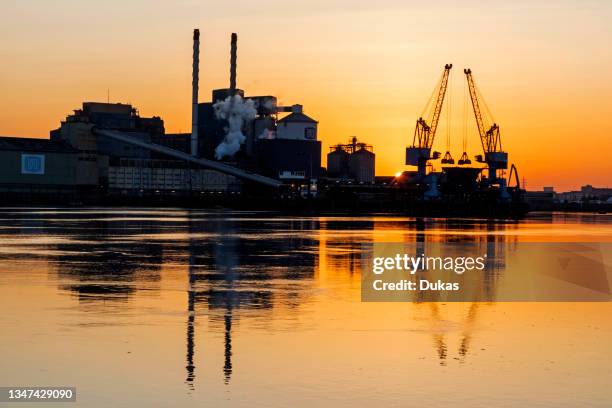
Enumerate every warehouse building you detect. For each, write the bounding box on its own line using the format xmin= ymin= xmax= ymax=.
xmin=0 ymin=136 xmax=81 ymax=202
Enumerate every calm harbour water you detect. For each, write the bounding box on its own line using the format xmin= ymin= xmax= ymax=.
xmin=0 ymin=208 xmax=611 ymax=407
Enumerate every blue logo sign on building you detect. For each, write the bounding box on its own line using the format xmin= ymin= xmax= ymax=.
xmin=21 ymin=154 xmax=45 ymax=175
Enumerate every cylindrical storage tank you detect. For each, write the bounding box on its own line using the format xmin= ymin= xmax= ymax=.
xmin=327 ymin=148 xmax=349 ymax=177
xmin=348 ymin=148 xmax=375 ymax=183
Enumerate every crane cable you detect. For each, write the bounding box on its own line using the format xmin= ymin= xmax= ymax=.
xmin=475 ymin=81 xmax=502 ymax=151
xmin=421 ymin=70 xmax=445 ymax=123
xmin=476 ymin=83 xmax=495 ymax=127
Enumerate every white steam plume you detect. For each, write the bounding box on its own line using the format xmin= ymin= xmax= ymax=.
xmin=213 ymin=95 xmax=257 ymax=160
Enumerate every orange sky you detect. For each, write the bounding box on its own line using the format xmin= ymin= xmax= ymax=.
xmin=1 ymin=0 xmax=611 ymax=191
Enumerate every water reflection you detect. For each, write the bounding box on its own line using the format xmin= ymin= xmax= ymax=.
xmin=404 ymin=220 xmax=513 ymax=365
xmin=54 ymin=233 xmax=163 ymax=302
xmin=0 ymin=209 xmax=610 ymax=403
xmin=41 ymin=212 xmax=516 ymax=384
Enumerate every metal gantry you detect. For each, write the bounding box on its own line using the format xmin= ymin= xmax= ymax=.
xmin=463 ymin=68 xmax=508 ymax=189
xmin=406 ymin=64 xmax=453 ymax=176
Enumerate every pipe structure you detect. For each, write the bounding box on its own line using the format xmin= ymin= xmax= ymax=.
xmin=191 ymin=29 xmax=200 ymax=157
xmin=230 ymin=33 xmax=237 ymax=93
xmin=94 ymin=129 xmax=283 ymax=188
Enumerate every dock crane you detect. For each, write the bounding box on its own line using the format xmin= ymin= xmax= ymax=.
xmin=406 ymin=64 xmax=453 ymax=177
xmin=463 ymin=68 xmax=509 ymax=198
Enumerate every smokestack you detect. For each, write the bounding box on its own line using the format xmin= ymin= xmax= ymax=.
xmin=230 ymin=33 xmax=237 ymax=93
xmin=191 ymin=29 xmax=200 ymax=157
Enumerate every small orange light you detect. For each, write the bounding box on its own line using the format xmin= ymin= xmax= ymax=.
xmin=394 ymin=171 xmax=402 ymax=178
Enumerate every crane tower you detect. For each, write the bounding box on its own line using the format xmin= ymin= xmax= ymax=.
xmin=406 ymin=64 xmax=453 ymax=177
xmin=464 ymin=68 xmax=510 ymax=199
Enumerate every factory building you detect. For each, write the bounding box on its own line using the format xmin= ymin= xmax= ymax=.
xmin=0 ymin=95 xmax=319 ymax=203
xmin=49 ymin=101 xmax=240 ymax=197
xmin=195 ymin=88 xmax=247 ymax=159
xmin=254 ymin=107 xmax=321 ymax=181
xmin=182 ymin=90 xmax=321 ymax=179
xmin=148 ymin=32 xmax=322 ymax=185
xmin=150 ymin=89 xmax=321 ymax=183
xmin=0 ymin=137 xmax=81 ymax=201
xmin=0 ymin=30 xmax=324 ymax=204
xmin=327 ymin=137 xmax=375 ymax=184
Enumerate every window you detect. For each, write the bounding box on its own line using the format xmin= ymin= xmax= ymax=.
xmin=304 ymin=127 xmax=316 ymax=140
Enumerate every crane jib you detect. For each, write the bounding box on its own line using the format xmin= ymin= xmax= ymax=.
xmin=412 ymin=64 xmax=453 ymax=150
xmin=464 ymin=68 xmax=503 ymax=154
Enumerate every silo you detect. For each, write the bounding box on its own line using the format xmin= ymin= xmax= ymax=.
xmin=327 ymin=147 xmax=349 ymax=177
xmin=348 ymin=148 xmax=375 ymax=184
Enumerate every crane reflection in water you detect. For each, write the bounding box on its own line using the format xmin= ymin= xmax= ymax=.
xmin=412 ymin=219 xmax=516 ymax=365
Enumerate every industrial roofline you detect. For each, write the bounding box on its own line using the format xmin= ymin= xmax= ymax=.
xmin=93 ymin=128 xmax=283 ymax=188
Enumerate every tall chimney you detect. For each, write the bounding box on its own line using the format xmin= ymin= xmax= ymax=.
xmin=191 ymin=29 xmax=200 ymax=157
xmin=230 ymin=33 xmax=237 ymax=93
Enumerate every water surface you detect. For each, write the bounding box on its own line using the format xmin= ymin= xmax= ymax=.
xmin=0 ymin=209 xmax=611 ymax=407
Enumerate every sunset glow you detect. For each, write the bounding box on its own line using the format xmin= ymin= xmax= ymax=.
xmin=1 ymin=0 xmax=611 ymax=190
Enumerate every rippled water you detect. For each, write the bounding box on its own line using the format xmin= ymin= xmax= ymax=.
xmin=0 ymin=209 xmax=611 ymax=407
